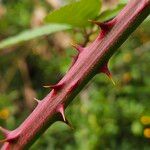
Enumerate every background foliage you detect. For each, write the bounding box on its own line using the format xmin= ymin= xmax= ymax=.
xmin=0 ymin=0 xmax=150 ymax=149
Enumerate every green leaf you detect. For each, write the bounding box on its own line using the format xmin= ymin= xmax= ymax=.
xmin=0 ymin=24 xmax=71 ymax=49
xmin=98 ymin=3 xmax=126 ymax=22
xmin=119 ymin=0 xmax=128 ymax=4
xmin=45 ymin=0 xmax=101 ymax=27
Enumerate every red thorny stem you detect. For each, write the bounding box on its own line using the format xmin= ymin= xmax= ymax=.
xmin=1 ymin=0 xmax=150 ymax=149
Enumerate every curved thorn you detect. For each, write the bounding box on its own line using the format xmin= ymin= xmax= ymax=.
xmin=71 ymin=42 xmax=84 ymax=52
xmin=0 ymin=130 xmax=20 ymax=143
xmin=43 ymin=85 xmax=51 ymax=88
xmin=60 ymin=118 xmax=74 ymax=130
xmin=106 ymin=72 xmax=116 ymax=86
xmin=100 ymin=63 xmax=116 ymax=86
xmin=43 ymin=83 xmax=64 ymax=91
xmin=0 ymin=126 xmax=10 ymax=137
xmin=50 ymin=83 xmax=64 ymax=91
xmin=89 ymin=19 xmax=110 ymax=30
xmin=57 ymin=104 xmax=66 ymax=122
xmin=88 ymin=19 xmax=101 ymax=26
xmin=104 ymin=18 xmax=117 ymax=28
xmin=7 ymin=130 xmax=21 ymax=143
xmin=89 ymin=20 xmax=111 ymax=39
xmin=89 ymin=19 xmax=116 ymax=30
xmin=34 ymin=98 xmax=40 ymax=103
xmin=0 ymin=127 xmax=20 ymax=144
xmin=65 ymin=119 xmax=74 ymax=130
xmin=99 ymin=22 xmax=112 ymax=31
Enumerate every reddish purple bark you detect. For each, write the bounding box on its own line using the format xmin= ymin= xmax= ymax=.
xmin=1 ymin=0 xmax=150 ymax=149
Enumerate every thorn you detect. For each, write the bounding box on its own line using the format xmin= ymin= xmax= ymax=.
xmin=69 ymin=42 xmax=83 ymax=69
xmin=66 ymin=119 xmax=74 ymax=130
xmin=0 ymin=128 xmax=20 ymax=143
xmin=57 ymin=104 xmax=66 ymax=122
xmin=43 ymin=83 xmax=64 ymax=91
xmin=50 ymin=83 xmax=64 ymax=91
xmin=43 ymin=85 xmax=51 ymax=88
xmin=109 ymin=75 xmax=116 ymax=86
xmin=89 ymin=19 xmax=116 ymax=31
xmin=71 ymin=42 xmax=84 ymax=53
xmin=100 ymin=63 xmax=116 ymax=86
xmin=0 ymin=126 xmax=9 ymax=137
xmin=99 ymin=22 xmax=112 ymax=31
xmin=62 ymin=119 xmax=74 ymax=130
xmin=89 ymin=18 xmax=116 ymax=39
xmin=7 ymin=131 xmax=20 ymax=143
xmin=34 ymin=98 xmax=40 ymax=103
xmin=88 ymin=19 xmax=101 ymax=26
xmin=58 ymin=113 xmax=74 ymax=130
xmin=89 ymin=19 xmax=116 ymax=39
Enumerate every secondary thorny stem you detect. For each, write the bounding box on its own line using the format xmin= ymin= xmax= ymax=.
xmin=1 ymin=0 xmax=150 ymax=149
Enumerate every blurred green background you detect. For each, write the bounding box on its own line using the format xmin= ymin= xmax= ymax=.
xmin=0 ymin=0 xmax=150 ymax=149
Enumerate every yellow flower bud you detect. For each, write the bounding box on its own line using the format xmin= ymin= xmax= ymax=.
xmin=144 ymin=128 xmax=150 ymax=138
xmin=0 ymin=108 xmax=10 ymax=120
xmin=140 ymin=116 xmax=150 ymax=125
